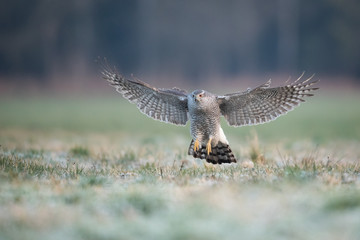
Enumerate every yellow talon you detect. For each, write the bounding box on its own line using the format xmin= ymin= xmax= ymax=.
xmin=206 ymin=138 xmax=212 ymax=155
xmin=194 ymin=139 xmax=200 ymax=152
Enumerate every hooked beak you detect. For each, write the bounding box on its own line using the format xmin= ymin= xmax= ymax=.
xmin=195 ymin=95 xmax=200 ymax=102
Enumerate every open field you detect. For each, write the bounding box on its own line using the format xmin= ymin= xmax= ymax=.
xmin=1 ymin=92 xmax=360 ymax=240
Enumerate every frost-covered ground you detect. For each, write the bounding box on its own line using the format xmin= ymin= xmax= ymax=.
xmin=0 ymin=94 xmax=359 ymax=240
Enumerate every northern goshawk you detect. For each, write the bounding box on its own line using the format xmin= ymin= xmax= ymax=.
xmin=102 ymin=63 xmax=319 ymax=164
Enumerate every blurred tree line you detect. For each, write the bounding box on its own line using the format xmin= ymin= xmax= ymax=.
xmin=0 ymin=0 xmax=359 ymax=84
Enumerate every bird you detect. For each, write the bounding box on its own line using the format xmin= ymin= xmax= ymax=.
xmin=101 ymin=62 xmax=319 ymax=164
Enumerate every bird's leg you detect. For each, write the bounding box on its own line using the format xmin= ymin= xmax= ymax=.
xmin=194 ymin=139 xmax=200 ymax=152
xmin=206 ymin=138 xmax=212 ymax=155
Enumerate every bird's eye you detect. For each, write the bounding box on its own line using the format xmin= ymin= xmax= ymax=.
xmin=199 ymin=94 xmax=203 ymax=98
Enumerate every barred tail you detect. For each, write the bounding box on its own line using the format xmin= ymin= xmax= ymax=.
xmin=188 ymin=139 xmax=237 ymax=164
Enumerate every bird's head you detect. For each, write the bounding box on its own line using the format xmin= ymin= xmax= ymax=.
xmin=192 ymin=90 xmax=206 ymax=102
xmin=189 ymin=90 xmax=215 ymax=109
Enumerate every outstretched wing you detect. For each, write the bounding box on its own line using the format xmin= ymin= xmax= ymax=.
xmin=101 ymin=64 xmax=188 ymax=125
xmin=217 ymin=73 xmax=319 ymax=126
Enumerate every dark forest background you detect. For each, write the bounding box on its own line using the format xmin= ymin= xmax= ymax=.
xmin=0 ymin=0 xmax=359 ymax=91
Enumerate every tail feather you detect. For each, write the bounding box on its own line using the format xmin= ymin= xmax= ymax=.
xmin=188 ymin=140 xmax=237 ymax=164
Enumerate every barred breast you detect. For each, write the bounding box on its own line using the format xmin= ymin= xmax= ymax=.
xmin=189 ymin=104 xmax=222 ymax=144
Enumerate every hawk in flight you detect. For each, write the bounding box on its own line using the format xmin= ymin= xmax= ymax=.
xmin=102 ymin=63 xmax=318 ymax=164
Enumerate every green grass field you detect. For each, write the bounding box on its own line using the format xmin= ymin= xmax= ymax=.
xmin=1 ymin=92 xmax=360 ymax=240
